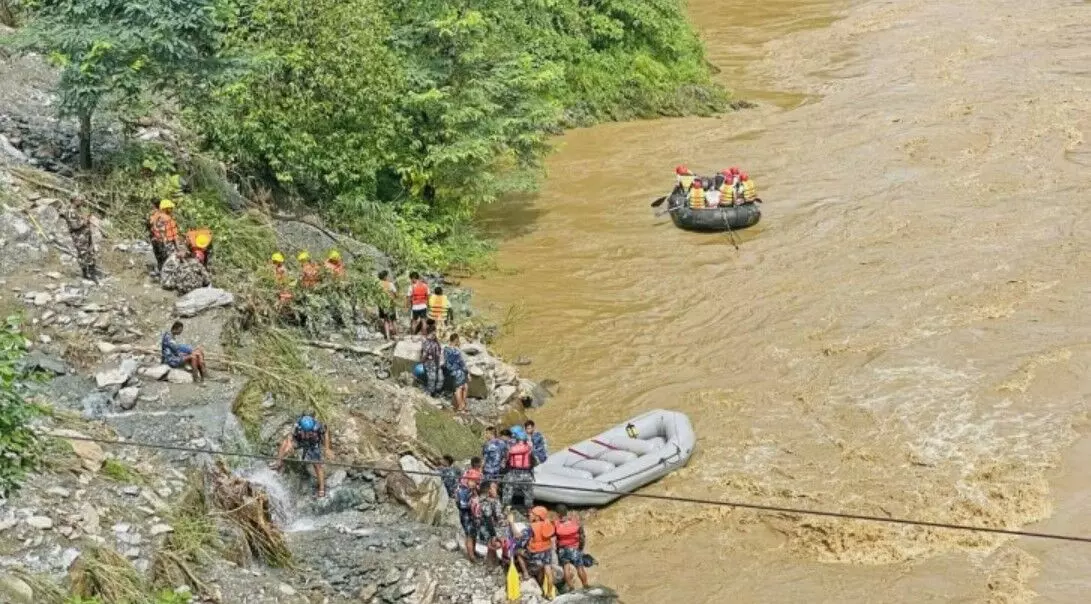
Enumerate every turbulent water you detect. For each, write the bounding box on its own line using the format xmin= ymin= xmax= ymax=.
xmin=467 ymin=0 xmax=1091 ymax=601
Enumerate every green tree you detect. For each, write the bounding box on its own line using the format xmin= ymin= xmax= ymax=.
xmin=5 ymin=0 xmax=227 ymax=170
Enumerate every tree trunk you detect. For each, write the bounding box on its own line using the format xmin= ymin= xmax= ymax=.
xmin=0 ymin=0 xmax=16 ymax=28
xmin=78 ymin=111 xmax=92 ymax=171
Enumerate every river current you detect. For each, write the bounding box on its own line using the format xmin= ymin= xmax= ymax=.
xmin=467 ymin=0 xmax=1091 ymax=601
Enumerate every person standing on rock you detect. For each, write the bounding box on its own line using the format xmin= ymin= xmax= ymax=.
xmin=553 ymin=504 xmax=590 ymax=590
xmin=377 ymin=270 xmax=398 ymax=340
xmin=273 ymin=414 xmax=332 ymax=498
xmin=407 ymin=271 xmax=430 ymax=335
xmin=502 ymin=427 xmax=536 ymax=511
xmin=444 ymin=334 xmax=469 ymax=413
xmin=455 ymin=467 xmax=483 ymax=562
xmin=420 ymin=319 xmax=444 ymax=397
xmin=481 ymin=426 xmax=508 ymax=484
xmin=524 ymin=420 xmax=548 ymax=464
xmin=62 ymin=193 xmax=99 ymax=282
xmin=161 ymin=321 xmax=207 ymax=383
xmin=149 ymin=199 xmax=183 ymax=272
xmin=478 ymin=480 xmax=505 ymax=566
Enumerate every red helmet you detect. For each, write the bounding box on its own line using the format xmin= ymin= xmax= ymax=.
xmin=730 ymin=166 xmax=741 ymax=175
xmin=740 ymin=172 xmax=749 ymax=181
xmin=719 ymin=169 xmax=731 ymax=176
xmin=675 ymin=165 xmax=689 ymax=175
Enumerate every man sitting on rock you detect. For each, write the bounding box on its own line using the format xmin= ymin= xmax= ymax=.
xmin=272 ymin=414 xmax=332 ymax=498
xmin=161 ymin=320 xmax=207 ymax=383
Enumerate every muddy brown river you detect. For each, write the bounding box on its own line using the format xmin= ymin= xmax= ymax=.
xmin=466 ymin=0 xmax=1091 ymax=601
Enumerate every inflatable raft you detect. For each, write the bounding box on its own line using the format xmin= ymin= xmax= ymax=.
xmin=667 ymin=191 xmax=761 ymax=232
xmin=533 ymin=409 xmax=696 ymax=506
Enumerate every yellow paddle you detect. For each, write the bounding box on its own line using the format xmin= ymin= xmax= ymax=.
xmin=543 ymin=570 xmax=557 ymax=600
xmin=507 ymin=558 xmax=520 ymax=601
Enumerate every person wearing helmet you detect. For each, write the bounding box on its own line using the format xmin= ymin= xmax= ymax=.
xmin=502 ymin=428 xmax=535 ymax=511
xmin=673 ymin=165 xmax=695 ymax=195
xmin=324 ymin=249 xmax=345 ymax=279
xmin=481 ymin=426 xmax=510 ymax=484
xmin=455 ymin=464 xmax=483 ymax=561
xmin=185 ymin=228 xmax=213 ymax=266
xmin=270 ymin=252 xmax=293 ymax=306
xmin=149 ymin=199 xmax=182 ymax=271
xmin=525 ymin=506 xmax=557 ymax=587
xmin=273 ymin=413 xmax=332 ymax=498
xmin=553 ymin=504 xmax=590 ymax=590
xmin=688 ymin=178 xmax=705 ymax=209
xmin=297 ymin=250 xmax=321 ymax=289
xmin=740 ymin=172 xmax=759 ymax=203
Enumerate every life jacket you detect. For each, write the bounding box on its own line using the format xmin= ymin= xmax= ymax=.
xmin=325 ymin=260 xmax=345 ymax=278
xmin=527 ymin=520 xmax=555 ymax=553
xmin=507 ymin=441 xmax=532 ymax=470
xmin=410 ymin=281 xmax=429 ymax=307
xmin=554 ymin=518 xmax=581 ymax=549
xmin=470 ymin=494 xmax=482 ymax=517
xmin=679 ymin=173 xmax=694 ymax=190
xmin=428 ymin=294 xmax=450 ymax=322
xmin=148 ymin=210 xmax=167 ymax=241
xmin=300 ymin=262 xmax=320 ymax=288
xmin=742 ymin=180 xmax=757 ymax=202
xmin=293 ymin=420 xmax=322 ymax=446
xmin=689 ymin=186 xmax=705 ymax=209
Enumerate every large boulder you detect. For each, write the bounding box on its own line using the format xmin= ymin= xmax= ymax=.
xmin=94 ymin=358 xmax=139 ymax=388
xmin=50 ymin=428 xmax=104 ymax=472
xmin=467 ymin=366 xmax=488 ymax=399
xmin=390 ymin=455 xmax=448 ymax=525
xmin=0 ymin=573 xmax=34 ymax=604
xmin=392 ymin=339 xmax=422 ymax=378
xmin=174 ymin=286 xmax=234 ymax=317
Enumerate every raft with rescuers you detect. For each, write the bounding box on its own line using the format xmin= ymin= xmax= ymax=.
xmin=533 ymin=409 xmax=696 ymax=506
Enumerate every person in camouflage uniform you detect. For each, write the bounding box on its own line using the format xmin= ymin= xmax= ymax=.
xmin=62 ymin=194 xmax=98 ymax=281
xmin=501 ymin=427 xmax=535 ymax=511
xmin=481 ymin=426 xmax=508 ymax=483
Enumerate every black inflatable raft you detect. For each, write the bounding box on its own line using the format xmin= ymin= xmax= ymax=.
xmin=666 ymin=191 xmax=762 ymax=232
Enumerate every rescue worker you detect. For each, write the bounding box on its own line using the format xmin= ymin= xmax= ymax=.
xmin=502 ymin=426 xmax=535 ymax=511
xmin=673 ymin=165 xmax=695 ymax=196
xmin=478 ymin=481 xmax=505 ymax=566
xmin=272 ymin=414 xmax=332 ymax=498
xmin=297 ymin=251 xmax=321 ymax=289
xmin=688 ymin=178 xmax=705 ymax=209
xmin=420 ymin=320 xmax=444 ymax=396
xmin=149 ymin=199 xmax=183 ymax=272
xmin=407 ymin=271 xmax=430 ymax=335
xmin=270 ymin=252 xmax=293 ymax=305
xmin=553 ymin=504 xmax=589 ymax=590
xmin=439 ymin=455 xmax=466 ymax=498
xmin=525 ymin=506 xmax=557 ymax=587
xmin=324 ymin=249 xmax=345 ymax=279
xmin=62 ymin=194 xmax=98 ymax=281
xmin=429 ymin=286 xmax=453 ymax=328
xmin=740 ymin=172 xmax=759 ymax=203
xmin=704 ymin=176 xmax=722 ymax=208
xmin=455 ymin=466 xmax=483 ymax=562
xmin=524 ymin=420 xmax=548 ymax=464
xmin=481 ymin=426 xmax=508 ymax=484
xmin=377 ymin=270 xmax=398 ymax=340
xmin=185 ymin=228 xmax=213 ymax=266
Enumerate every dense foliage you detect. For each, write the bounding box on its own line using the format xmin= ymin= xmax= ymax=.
xmin=0 ymin=315 xmax=41 ymax=497
xmin=190 ymin=0 xmax=724 ymax=266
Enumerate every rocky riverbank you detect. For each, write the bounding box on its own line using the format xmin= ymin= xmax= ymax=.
xmin=0 ymin=51 xmax=614 ymax=604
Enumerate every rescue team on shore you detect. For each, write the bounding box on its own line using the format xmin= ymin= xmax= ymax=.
xmin=441 ymin=422 xmax=593 ymax=593
xmin=673 ymin=165 xmax=760 ymax=208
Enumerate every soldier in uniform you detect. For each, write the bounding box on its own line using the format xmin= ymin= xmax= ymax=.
xmin=62 ymin=194 xmax=98 ymax=282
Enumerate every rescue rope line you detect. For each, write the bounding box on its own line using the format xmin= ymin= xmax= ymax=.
xmin=49 ymin=433 xmax=1091 ymax=544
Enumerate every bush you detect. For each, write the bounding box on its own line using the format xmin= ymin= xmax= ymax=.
xmin=0 ymin=314 xmax=40 ymax=497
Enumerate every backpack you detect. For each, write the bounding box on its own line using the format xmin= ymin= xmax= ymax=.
xmin=456 ymin=485 xmax=473 ymax=510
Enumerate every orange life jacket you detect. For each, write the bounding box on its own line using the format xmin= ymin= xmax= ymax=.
xmin=508 ymin=442 xmax=532 ymax=470
xmin=527 ymin=520 xmax=555 ymax=553
xmin=325 ymin=260 xmax=345 ymax=278
xmin=554 ymin=518 xmax=581 ymax=549
xmin=148 ymin=210 xmax=167 ymax=241
xmin=410 ymin=281 xmax=429 ymax=306
xmin=300 ymin=262 xmax=321 ymax=288
xmin=272 ymin=264 xmax=292 ymax=301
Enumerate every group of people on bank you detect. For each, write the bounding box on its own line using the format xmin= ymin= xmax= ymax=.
xmin=673 ymin=165 xmax=760 ymax=208
xmin=440 ymin=422 xmax=593 ymax=592
xmin=147 ymin=199 xmax=215 ymax=292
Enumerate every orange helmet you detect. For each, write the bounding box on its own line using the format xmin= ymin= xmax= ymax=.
xmin=740 ymin=172 xmax=749 ymax=182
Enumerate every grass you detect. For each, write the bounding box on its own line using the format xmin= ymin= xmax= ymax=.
xmin=151 ymin=477 xmax=218 ymax=595
xmin=100 ymin=459 xmax=140 ymax=483
xmin=415 ymin=406 xmax=481 ymax=460
xmin=68 ymin=546 xmax=148 ymax=604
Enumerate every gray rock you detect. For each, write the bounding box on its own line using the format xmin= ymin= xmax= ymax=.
xmin=174 ymin=287 xmax=234 ymax=317
xmin=121 ymin=486 xmax=140 ymax=496
xmin=50 ymin=429 xmax=105 ymax=471
xmin=60 ymin=547 xmax=80 ymax=569
xmin=551 ymin=587 xmax=620 ymax=604
xmin=0 ymin=573 xmax=34 ymax=604
xmin=139 ymin=364 xmax=171 ymax=380
xmin=32 ymin=292 xmax=52 ymax=306
xmin=166 ymin=369 xmax=193 ymax=384
xmin=392 ymin=339 xmax=422 ymax=378
xmin=442 ymin=539 xmax=459 ymax=552
xmin=325 ymin=469 xmax=347 ymax=489
xmin=381 ymin=568 xmax=401 ymax=586
xmin=79 ymin=391 xmax=113 ymax=420
xmin=358 ymin=584 xmax=379 ymax=602
xmin=518 ymin=379 xmax=553 ymax=408
xmin=116 ymin=386 xmax=139 ymax=410
xmin=149 ymin=524 xmax=173 ymax=536
xmin=123 ymin=547 xmax=141 ymax=559
xmin=277 ymin=583 xmax=296 ymax=596
xmin=26 ymin=516 xmax=53 ymax=530
xmin=23 ymin=351 xmax=68 ymax=375
xmin=46 ymin=486 xmax=71 ymax=498
xmin=95 ymin=358 xmax=139 ymax=388
xmin=486 ymin=385 xmax=517 ymax=408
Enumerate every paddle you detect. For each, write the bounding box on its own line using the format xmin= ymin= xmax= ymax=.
xmin=650 ymin=195 xmax=667 ymax=208
xmin=654 ymin=205 xmax=682 ymax=218
xmin=724 ymin=205 xmax=740 ymax=251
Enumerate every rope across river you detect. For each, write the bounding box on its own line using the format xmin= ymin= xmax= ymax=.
xmin=49 ymin=433 xmax=1091 ymax=545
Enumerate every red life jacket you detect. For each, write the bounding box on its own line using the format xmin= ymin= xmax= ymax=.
xmin=554 ymin=518 xmax=581 ymax=548
xmin=410 ymin=281 xmax=429 ymax=306
xmin=508 ymin=442 xmax=532 ymax=470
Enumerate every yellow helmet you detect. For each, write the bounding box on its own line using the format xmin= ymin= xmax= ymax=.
xmin=159 ymin=199 xmax=175 ymax=210
xmin=271 ymin=252 xmax=285 ymax=264
xmin=297 ymin=251 xmax=310 ymax=262
xmin=326 ymin=249 xmax=341 ymax=262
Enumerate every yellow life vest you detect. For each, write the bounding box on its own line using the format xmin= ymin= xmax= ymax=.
xmin=679 ymin=174 xmax=694 ymax=190
xmin=428 ymin=294 xmax=450 ymax=322
xmin=689 ymin=186 xmax=705 ymax=209
xmin=743 ymin=180 xmax=757 ymax=202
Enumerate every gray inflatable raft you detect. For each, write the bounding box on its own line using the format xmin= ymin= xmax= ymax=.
xmin=533 ymin=409 xmax=696 ymax=506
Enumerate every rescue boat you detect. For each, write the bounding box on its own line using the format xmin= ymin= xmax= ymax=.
xmin=532 ymin=409 xmax=696 ymax=506
xmin=666 ymin=190 xmax=762 ymax=232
